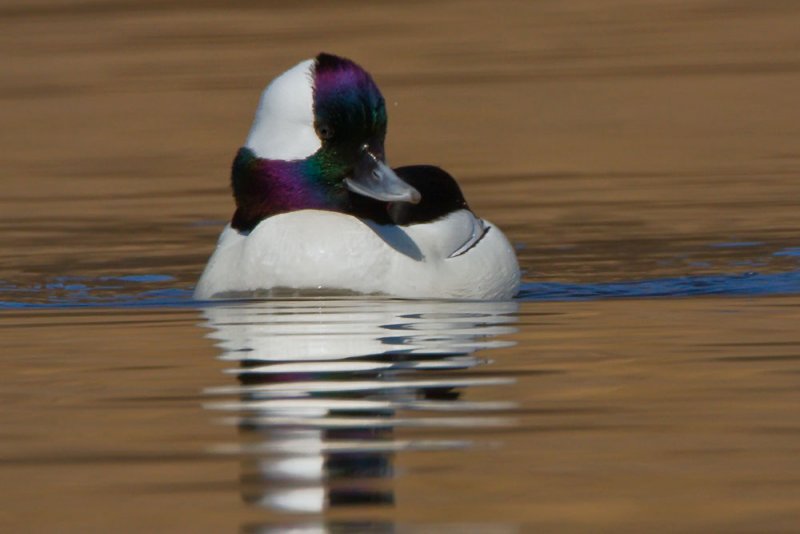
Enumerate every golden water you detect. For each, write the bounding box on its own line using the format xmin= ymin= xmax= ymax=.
xmin=2 ymin=1 xmax=800 ymax=531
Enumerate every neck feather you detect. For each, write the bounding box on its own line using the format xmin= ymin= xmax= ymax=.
xmin=230 ymin=148 xmax=348 ymax=232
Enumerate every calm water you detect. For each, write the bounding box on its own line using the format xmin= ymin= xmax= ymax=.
xmin=3 ymin=1 xmax=800 ymax=532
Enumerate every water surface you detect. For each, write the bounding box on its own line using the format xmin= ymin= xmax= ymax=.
xmin=2 ymin=1 xmax=800 ymax=531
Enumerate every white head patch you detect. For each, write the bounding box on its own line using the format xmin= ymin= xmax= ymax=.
xmin=244 ymin=59 xmax=321 ymax=160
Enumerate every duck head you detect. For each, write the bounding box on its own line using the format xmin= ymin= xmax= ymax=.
xmin=232 ymin=53 xmax=419 ymax=232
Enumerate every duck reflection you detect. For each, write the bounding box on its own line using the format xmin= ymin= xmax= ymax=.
xmin=200 ymin=298 xmax=518 ymax=514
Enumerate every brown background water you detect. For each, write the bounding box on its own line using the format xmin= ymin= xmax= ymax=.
xmin=2 ymin=1 xmax=800 ymax=531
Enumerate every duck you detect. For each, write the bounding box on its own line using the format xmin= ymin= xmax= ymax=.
xmin=194 ymin=53 xmax=520 ymax=300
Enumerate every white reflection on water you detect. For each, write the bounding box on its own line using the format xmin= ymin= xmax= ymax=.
xmin=200 ymin=298 xmax=518 ymax=514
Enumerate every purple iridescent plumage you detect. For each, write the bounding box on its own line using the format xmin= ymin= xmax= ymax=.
xmin=313 ymin=53 xmax=386 ymax=124
xmin=312 ymin=53 xmax=388 ymax=148
xmin=231 ymin=148 xmax=347 ymax=232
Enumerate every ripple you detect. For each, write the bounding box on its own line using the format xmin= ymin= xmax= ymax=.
xmin=2 ymin=267 xmax=800 ymax=309
xmin=518 ymin=270 xmax=800 ymax=301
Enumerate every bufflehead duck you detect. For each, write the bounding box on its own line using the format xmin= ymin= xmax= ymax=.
xmin=194 ymin=53 xmax=520 ymax=300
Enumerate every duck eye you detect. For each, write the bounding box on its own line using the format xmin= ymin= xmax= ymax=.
xmin=316 ymin=123 xmax=334 ymax=140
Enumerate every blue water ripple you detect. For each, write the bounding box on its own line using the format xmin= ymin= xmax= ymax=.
xmin=1 ymin=270 xmax=799 ymax=309
xmin=774 ymin=247 xmax=800 ymax=257
xmin=710 ymin=241 xmax=764 ymax=249
xmin=518 ymin=270 xmax=800 ymax=301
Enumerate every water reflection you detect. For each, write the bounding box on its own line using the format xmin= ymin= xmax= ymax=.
xmin=200 ymin=298 xmax=518 ymax=514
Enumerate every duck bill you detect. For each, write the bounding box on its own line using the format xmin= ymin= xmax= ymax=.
xmin=345 ymin=147 xmax=421 ymax=204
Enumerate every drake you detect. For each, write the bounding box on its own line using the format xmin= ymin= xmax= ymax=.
xmin=194 ymin=53 xmax=520 ymax=300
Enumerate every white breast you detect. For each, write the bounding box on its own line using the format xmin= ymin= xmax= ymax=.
xmin=194 ymin=210 xmax=520 ymax=300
